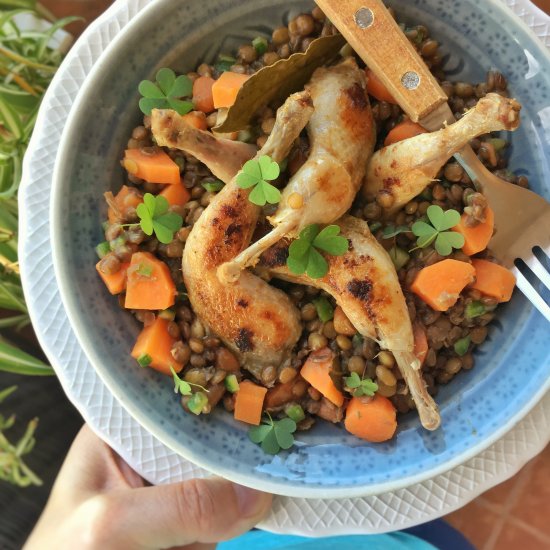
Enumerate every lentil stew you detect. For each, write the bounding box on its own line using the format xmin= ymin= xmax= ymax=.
xmin=95 ymin=6 xmax=526 ymax=451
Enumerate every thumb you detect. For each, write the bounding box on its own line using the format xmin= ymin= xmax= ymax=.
xmin=84 ymin=477 xmax=272 ymax=549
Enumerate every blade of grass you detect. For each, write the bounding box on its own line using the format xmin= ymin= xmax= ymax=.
xmin=0 ymin=9 xmax=34 ymax=31
xmin=0 ymin=98 xmax=23 ymax=139
xmin=36 ymin=16 xmax=81 ymax=60
xmin=0 ymin=386 xmax=17 ymax=403
xmin=0 ymin=279 xmax=27 ymax=312
xmin=0 ymin=340 xmax=53 ymax=375
xmin=0 ymin=45 xmax=57 ymax=72
xmin=0 ymin=314 xmax=29 ymax=329
xmin=0 ymin=65 xmax=38 ymax=95
xmin=0 ymin=1 xmax=37 ymax=9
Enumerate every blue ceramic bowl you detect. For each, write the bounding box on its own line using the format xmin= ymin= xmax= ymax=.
xmin=51 ymin=0 xmax=550 ymax=498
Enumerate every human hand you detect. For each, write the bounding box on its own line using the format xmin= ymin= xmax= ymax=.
xmin=25 ymin=425 xmax=272 ymax=550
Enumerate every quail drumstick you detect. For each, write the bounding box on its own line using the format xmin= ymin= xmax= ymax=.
xmin=363 ymin=93 xmax=521 ymax=213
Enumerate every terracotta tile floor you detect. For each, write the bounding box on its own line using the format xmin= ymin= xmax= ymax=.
xmin=445 ymin=444 xmax=550 ymax=549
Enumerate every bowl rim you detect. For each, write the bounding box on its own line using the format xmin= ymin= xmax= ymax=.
xmin=50 ymin=0 xmax=550 ymax=498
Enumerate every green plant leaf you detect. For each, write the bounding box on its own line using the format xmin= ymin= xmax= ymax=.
xmin=0 ymin=99 xmax=23 ymax=140
xmin=153 ymin=212 xmax=184 ymax=244
xmin=0 ymin=340 xmax=53 ymax=376
xmin=275 ymin=417 xmax=296 ymax=434
xmin=443 ymin=231 xmax=465 ymax=249
xmin=241 ymin=158 xmax=262 ymax=180
xmin=435 ymin=231 xmax=465 ymax=256
xmin=167 ymin=98 xmax=193 ymax=115
xmin=427 ymin=205 xmax=445 ymax=231
xmin=258 ymin=155 xmax=280 ymax=180
xmin=235 ymin=156 xmax=281 ymax=206
xmin=434 ymin=233 xmax=453 ymax=256
xmin=416 ymin=232 xmax=437 ymax=248
xmin=138 ymin=80 xmax=164 ymax=98
xmin=248 ymin=181 xmax=268 ymax=206
xmin=0 ymin=385 xmax=17 ymax=404
xmin=249 ymin=416 xmax=296 ymax=454
xmin=248 ymin=424 xmax=272 ymax=444
xmin=305 ymin=247 xmax=328 ymax=279
xmin=360 ymin=378 xmax=378 ymax=397
xmin=138 ymin=69 xmax=193 ymax=115
xmin=412 ymin=207 xmax=463 ymax=256
xmin=156 ymin=68 xmax=176 ymax=95
xmin=136 ymin=202 xmax=153 ymax=235
xmin=260 ymin=181 xmax=282 ymax=204
xmin=170 ymin=366 xmax=192 ymax=396
xmin=345 ymin=373 xmax=378 ymax=396
xmin=286 ymin=224 xmax=344 ymax=279
xmin=139 ymin=97 xmax=165 ymax=115
xmin=412 ymin=221 xmax=436 ymax=237
xmin=260 ymin=429 xmax=280 ymax=454
xmin=440 ymin=209 xmax=461 ymax=231
xmin=382 ymin=225 xmax=410 ymax=239
xmin=313 ymin=225 xmax=349 ymax=256
xmin=298 ymin=224 xmax=321 ymax=245
xmin=0 ymin=280 xmax=27 ymax=313
xmin=152 ymin=194 xmax=169 ymax=217
xmin=155 ymin=212 xmax=182 ymax=231
xmin=235 ymin=171 xmax=258 ymax=189
xmin=286 ymin=254 xmax=307 ymax=275
xmin=169 ymin=75 xmax=193 ymax=98
xmin=345 ymin=372 xmax=361 ymax=389
xmin=136 ymin=193 xmax=182 ymax=242
xmin=274 ymin=419 xmax=296 ymax=450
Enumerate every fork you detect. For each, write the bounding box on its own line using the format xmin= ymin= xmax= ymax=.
xmin=316 ymin=0 xmax=550 ymax=321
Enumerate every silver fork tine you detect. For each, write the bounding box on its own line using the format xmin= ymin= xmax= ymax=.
xmin=513 ymin=268 xmax=550 ymax=322
xmin=523 ymin=255 xmax=550 ymax=293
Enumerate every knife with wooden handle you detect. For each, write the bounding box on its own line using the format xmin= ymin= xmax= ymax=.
xmin=316 ymin=0 xmax=455 ymax=130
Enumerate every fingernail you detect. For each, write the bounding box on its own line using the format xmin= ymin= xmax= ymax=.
xmin=233 ymin=485 xmax=266 ymax=518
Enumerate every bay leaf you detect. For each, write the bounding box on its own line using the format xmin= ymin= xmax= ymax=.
xmin=214 ymin=33 xmax=346 ymax=133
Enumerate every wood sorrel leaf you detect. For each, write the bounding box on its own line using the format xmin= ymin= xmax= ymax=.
xmin=156 ymin=68 xmax=176 ymax=95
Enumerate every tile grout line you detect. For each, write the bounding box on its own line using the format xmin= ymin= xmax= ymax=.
xmin=504 ymin=515 xmax=550 ymax=544
xmin=482 ymin=461 xmax=536 ymax=550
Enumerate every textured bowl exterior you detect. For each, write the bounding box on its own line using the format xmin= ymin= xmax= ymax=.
xmin=27 ymin=0 xmax=550 ymax=505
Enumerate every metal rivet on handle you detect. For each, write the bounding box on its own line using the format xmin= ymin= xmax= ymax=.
xmin=354 ymin=7 xmax=374 ymax=29
xmin=401 ymin=71 xmax=420 ymax=90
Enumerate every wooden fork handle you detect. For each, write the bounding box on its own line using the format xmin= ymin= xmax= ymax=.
xmin=316 ymin=0 xmax=448 ymax=122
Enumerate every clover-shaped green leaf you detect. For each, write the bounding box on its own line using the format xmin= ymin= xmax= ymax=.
xmin=313 ymin=225 xmax=349 ymax=255
xmin=287 ymin=224 xmax=349 ymax=279
xmin=136 ymin=193 xmax=183 ymax=244
xmin=248 ymin=414 xmax=297 ymax=455
xmin=138 ymin=68 xmax=194 ymax=115
xmin=344 ymin=372 xmax=378 ymax=397
xmin=427 ymin=204 xmax=461 ymax=231
xmin=236 ymin=155 xmax=281 ymax=206
xmin=411 ymin=205 xmax=465 ymax=256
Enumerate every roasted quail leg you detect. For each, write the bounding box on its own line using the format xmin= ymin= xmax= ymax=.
xmin=363 ymin=93 xmax=521 ymax=213
xmin=218 ymin=58 xmax=376 ymax=283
